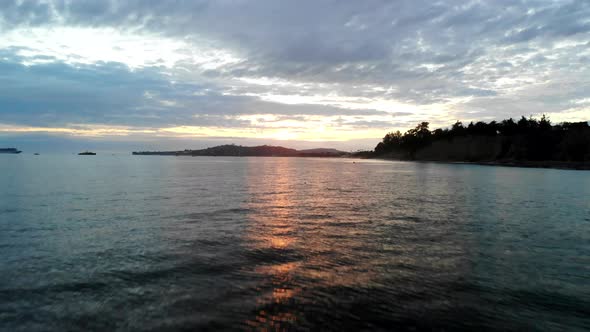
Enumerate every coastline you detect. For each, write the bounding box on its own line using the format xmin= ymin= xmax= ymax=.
xmin=372 ymin=157 xmax=590 ymax=170
xmin=132 ymin=149 xmax=590 ymax=170
xmin=470 ymin=160 xmax=590 ymax=170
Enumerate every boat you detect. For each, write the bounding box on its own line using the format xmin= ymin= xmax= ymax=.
xmin=0 ymin=148 xmax=22 ymax=154
xmin=34 ymin=153 xmax=40 ymax=155
xmin=78 ymin=151 xmax=96 ymax=155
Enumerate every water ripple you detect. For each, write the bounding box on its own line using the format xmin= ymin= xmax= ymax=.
xmin=1 ymin=156 xmax=589 ymax=331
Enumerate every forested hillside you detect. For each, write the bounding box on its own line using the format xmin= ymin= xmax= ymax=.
xmin=374 ymin=116 xmax=590 ymax=162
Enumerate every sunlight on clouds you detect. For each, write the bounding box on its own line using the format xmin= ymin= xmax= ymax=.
xmin=255 ymin=93 xmax=411 ymax=112
xmin=0 ymin=1 xmax=586 ymax=148
xmin=252 ymin=92 xmax=452 ymax=123
xmin=162 ymin=124 xmax=385 ymax=141
xmin=1 ymin=27 xmax=185 ymax=68
xmin=419 ymin=63 xmax=445 ymax=72
xmin=230 ymin=114 xmax=397 ymax=140
xmin=0 ymin=107 xmax=399 ymax=143
xmin=573 ymin=98 xmax=590 ymax=105
xmin=234 ymin=113 xmax=400 ymax=129
xmin=270 ymin=130 xmax=298 ymax=141
xmin=237 ymin=77 xmax=307 ymax=87
xmin=0 ymin=120 xmax=387 ymax=142
xmin=0 ymin=124 xmax=157 ymax=136
xmin=235 ymin=114 xmax=322 ymax=129
xmin=545 ymin=107 xmax=590 ymax=123
xmin=0 ymin=27 xmax=240 ymax=69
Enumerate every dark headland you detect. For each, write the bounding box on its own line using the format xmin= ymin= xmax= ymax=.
xmin=132 ymin=116 xmax=590 ymax=170
xmin=132 ymin=145 xmax=348 ymax=157
xmin=371 ymin=116 xmax=590 ymax=170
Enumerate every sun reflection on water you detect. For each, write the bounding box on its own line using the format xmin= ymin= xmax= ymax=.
xmin=242 ymin=158 xmax=302 ymax=329
xmin=238 ymin=158 xmax=470 ymax=330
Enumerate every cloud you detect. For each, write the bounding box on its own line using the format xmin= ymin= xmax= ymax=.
xmin=0 ymin=53 xmax=398 ymax=130
xmin=0 ymin=0 xmax=589 ymax=150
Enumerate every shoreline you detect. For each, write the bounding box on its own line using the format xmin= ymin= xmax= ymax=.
xmin=470 ymin=160 xmax=590 ymax=170
xmin=133 ymin=152 xmax=590 ymax=170
xmin=372 ymin=157 xmax=590 ymax=170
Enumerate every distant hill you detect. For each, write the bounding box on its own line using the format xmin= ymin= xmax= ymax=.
xmin=132 ymin=144 xmax=348 ymax=157
xmin=298 ymin=148 xmax=346 ymax=155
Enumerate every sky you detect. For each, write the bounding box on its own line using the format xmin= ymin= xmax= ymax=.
xmin=1 ymin=0 xmax=589 ymax=152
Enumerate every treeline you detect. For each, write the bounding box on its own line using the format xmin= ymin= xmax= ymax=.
xmin=374 ymin=116 xmax=590 ymax=162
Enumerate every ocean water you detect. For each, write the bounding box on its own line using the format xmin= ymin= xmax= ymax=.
xmin=1 ymin=155 xmax=589 ymax=331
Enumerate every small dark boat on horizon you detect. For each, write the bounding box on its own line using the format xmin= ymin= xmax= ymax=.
xmin=0 ymin=148 xmax=22 ymax=154
xmin=78 ymin=151 xmax=96 ymax=155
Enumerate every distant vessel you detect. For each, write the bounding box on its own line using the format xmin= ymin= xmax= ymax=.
xmin=0 ymin=148 xmax=22 ymax=154
xmin=78 ymin=151 xmax=96 ymax=155
xmin=34 ymin=153 xmax=40 ymax=155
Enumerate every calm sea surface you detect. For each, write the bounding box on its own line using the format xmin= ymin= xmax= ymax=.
xmin=1 ymin=155 xmax=589 ymax=331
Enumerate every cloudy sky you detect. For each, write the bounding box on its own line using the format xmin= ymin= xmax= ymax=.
xmin=1 ymin=0 xmax=589 ymax=152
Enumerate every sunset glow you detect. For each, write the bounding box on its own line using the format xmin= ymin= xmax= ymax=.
xmin=1 ymin=1 xmax=589 ymax=151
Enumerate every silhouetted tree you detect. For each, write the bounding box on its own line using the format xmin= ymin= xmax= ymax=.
xmin=401 ymin=122 xmax=431 ymax=158
xmin=373 ymin=116 xmax=590 ymax=162
xmin=450 ymin=121 xmax=466 ymax=136
xmin=374 ymin=130 xmax=403 ymax=154
xmin=499 ymin=118 xmax=518 ymax=135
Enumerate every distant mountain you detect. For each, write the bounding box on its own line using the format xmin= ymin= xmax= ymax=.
xmin=132 ymin=144 xmax=348 ymax=157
